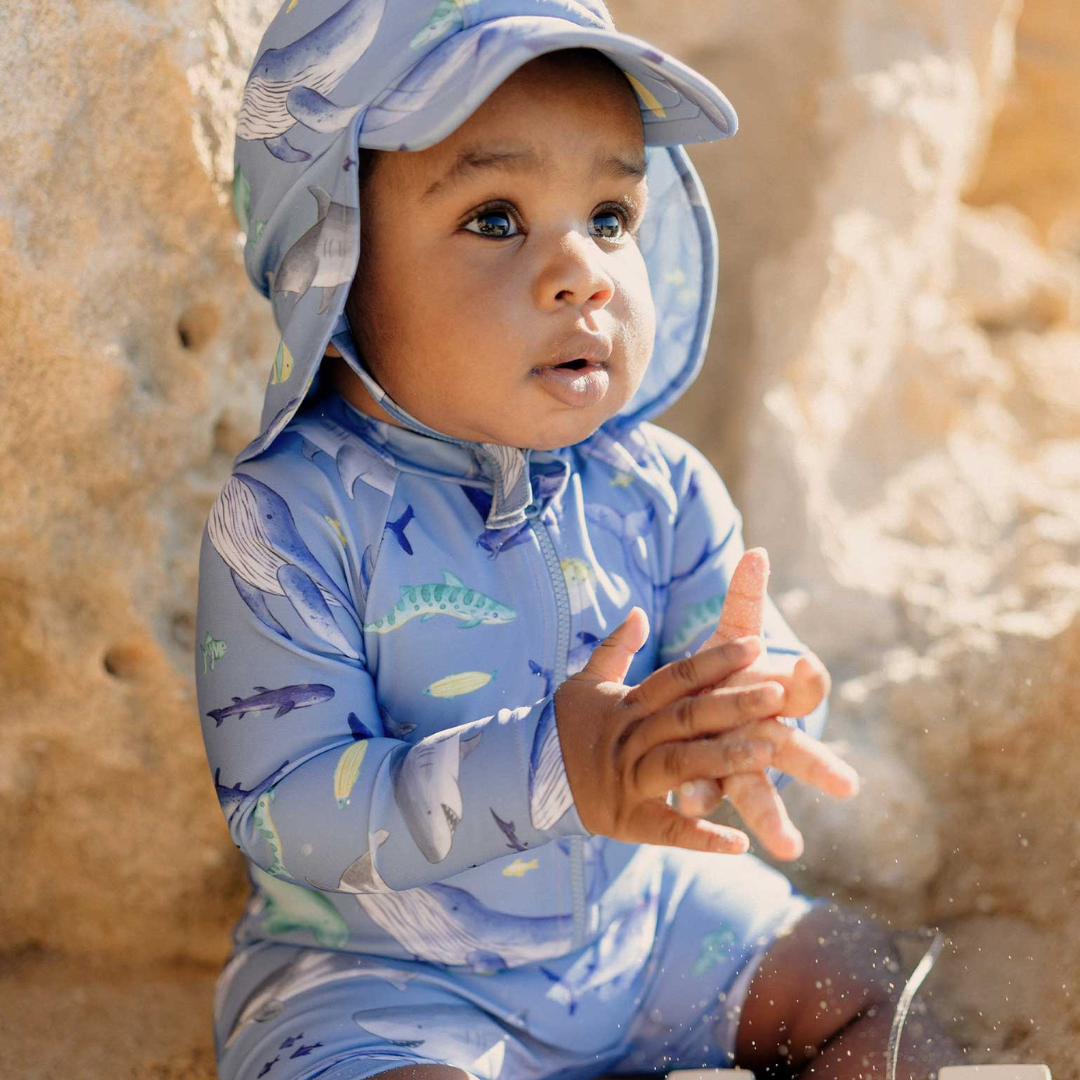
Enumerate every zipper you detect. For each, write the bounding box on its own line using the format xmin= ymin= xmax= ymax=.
xmin=530 ymin=511 xmax=588 ymax=951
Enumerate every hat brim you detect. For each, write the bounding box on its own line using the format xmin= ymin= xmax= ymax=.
xmin=352 ymin=15 xmax=737 ymax=151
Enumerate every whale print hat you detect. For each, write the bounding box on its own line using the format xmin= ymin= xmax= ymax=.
xmin=231 ymin=0 xmax=739 ymax=530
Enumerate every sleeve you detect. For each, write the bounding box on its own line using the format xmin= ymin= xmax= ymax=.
xmin=653 ymin=432 xmax=829 ymax=794
xmin=195 ymin=451 xmax=589 ymax=896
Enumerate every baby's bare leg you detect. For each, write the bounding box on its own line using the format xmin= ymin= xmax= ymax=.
xmin=734 ymin=902 xmax=966 ymax=1079
xmin=370 ymin=1067 xmax=479 ymax=1080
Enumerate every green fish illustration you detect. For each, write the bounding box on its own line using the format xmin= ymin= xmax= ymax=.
xmin=364 ymin=570 xmax=516 ymax=634
xmin=253 ymin=787 xmax=287 ymax=877
xmin=664 ymin=592 xmax=725 ymax=654
xmin=200 ymin=631 xmax=227 ymax=673
xmin=251 ymin=864 xmax=349 ymax=948
xmin=690 ymin=928 xmax=737 ymax=977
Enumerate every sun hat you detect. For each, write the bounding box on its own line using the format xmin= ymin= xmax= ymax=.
xmin=230 ymin=0 xmax=738 ymax=527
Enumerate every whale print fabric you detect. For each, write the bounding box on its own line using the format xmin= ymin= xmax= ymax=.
xmin=194 ymin=385 xmax=827 ymax=980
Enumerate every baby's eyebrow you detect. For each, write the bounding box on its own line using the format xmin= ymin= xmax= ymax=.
xmin=421 ymin=144 xmax=647 ymax=201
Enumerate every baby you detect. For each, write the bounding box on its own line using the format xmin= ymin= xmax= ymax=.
xmin=197 ymin=3 xmax=967 ymax=1079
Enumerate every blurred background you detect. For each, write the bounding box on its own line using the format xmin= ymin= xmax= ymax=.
xmin=2 ymin=0 xmax=1078 ymax=1076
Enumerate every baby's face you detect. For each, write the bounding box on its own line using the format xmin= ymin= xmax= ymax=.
xmin=340 ymin=50 xmax=655 ymax=451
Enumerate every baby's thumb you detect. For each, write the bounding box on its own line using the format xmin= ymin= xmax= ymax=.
xmin=579 ymin=606 xmax=649 ymax=686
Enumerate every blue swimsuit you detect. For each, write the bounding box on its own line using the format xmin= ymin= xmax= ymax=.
xmin=203 ymin=3 xmax=831 ymax=1077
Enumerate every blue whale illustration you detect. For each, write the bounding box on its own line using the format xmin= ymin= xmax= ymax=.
xmin=207 ymin=472 xmax=361 ymax=658
xmin=236 ymin=0 xmax=387 ymax=162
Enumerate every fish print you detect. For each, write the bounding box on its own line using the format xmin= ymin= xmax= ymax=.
xmin=270 ymin=339 xmax=294 ymax=384
xmin=528 ymin=659 xmax=554 ymax=698
xmin=660 ymin=592 xmax=729 ymax=656
xmin=353 ymin=1004 xmax=521 ymax=1079
xmin=501 ymin=857 xmax=539 ymax=878
xmin=214 ymin=760 xmax=291 ymax=825
xmin=333 ymin=740 xmax=368 ymax=809
xmin=460 ymin=483 xmax=532 ymax=559
xmin=223 ymin=940 xmax=415 ymax=1050
xmin=539 ymin=885 xmax=659 ymax=1014
xmin=309 ymin=831 xmax=607 ymax=973
xmin=364 ymin=570 xmax=516 ymax=633
xmin=690 ymin=927 xmax=737 ymax=977
xmin=490 ymin=808 xmax=527 ymax=853
xmin=253 ymin=787 xmax=287 ymax=876
xmin=324 ymin=516 xmax=347 ymax=547
xmin=294 ymin=416 xmax=398 ymax=498
xmin=560 ymin=557 xmax=598 ymax=616
xmin=584 ymin=502 xmax=659 ymax=602
xmin=423 ymin=669 xmax=497 ymax=698
xmin=206 ymin=683 xmax=334 ymax=727
xmin=207 ymin=472 xmax=361 ymax=658
xmin=250 ymin=865 xmax=349 ymax=951
xmin=566 ymin=630 xmax=600 ymax=676
xmin=528 ymin=700 xmax=574 ymax=831
xmin=200 ymin=631 xmax=226 ymax=673
xmin=268 ymin=186 xmax=359 ymax=314
xmin=236 ymin=0 xmax=386 ymax=162
xmin=390 ymin=727 xmax=483 ymax=862
xmin=385 ymin=504 xmax=415 ymax=554
xmin=379 ymin=704 xmax=417 ymax=741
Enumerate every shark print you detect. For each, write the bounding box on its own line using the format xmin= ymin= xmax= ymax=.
xmin=566 ymin=630 xmax=600 ymax=676
xmin=207 ymin=472 xmax=361 ymax=658
xmin=294 ymin=415 xmax=398 ymax=498
xmin=460 ymin=483 xmax=532 ymax=559
xmin=236 ymin=0 xmax=386 ymax=162
xmin=539 ymin=884 xmax=659 ymax=1014
xmin=584 ymin=501 xmax=659 ymax=602
xmin=528 ymin=659 xmax=554 ymax=698
xmin=268 ymin=186 xmax=359 ymax=314
xmin=379 ymin=704 xmax=417 ymax=741
xmin=200 ymin=631 xmax=227 ymax=673
xmin=308 ymin=830 xmax=606 ymax=972
xmin=206 ymin=682 xmax=334 ymax=727
xmin=214 ymin=760 xmax=291 ymax=824
xmin=223 ymin=941 xmax=416 ymax=1050
xmin=353 ymin=1004 xmax=521 ymax=1079
xmin=490 ymin=808 xmax=527 ymax=852
xmin=364 ymin=571 xmax=516 ymax=633
xmin=390 ymin=727 xmax=483 ymax=862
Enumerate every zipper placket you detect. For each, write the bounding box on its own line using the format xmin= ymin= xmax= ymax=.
xmin=530 ymin=512 xmax=587 ymax=951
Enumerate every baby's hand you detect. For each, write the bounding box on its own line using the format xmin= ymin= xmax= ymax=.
xmin=552 ymin=607 xmax=855 ymax=855
xmin=675 ymin=547 xmax=856 ymax=861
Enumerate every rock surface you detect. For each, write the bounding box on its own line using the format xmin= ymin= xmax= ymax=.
xmin=2 ymin=0 xmax=1077 ymax=1075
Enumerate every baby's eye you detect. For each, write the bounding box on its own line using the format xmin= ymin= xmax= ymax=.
xmin=461 ymin=203 xmax=635 ymax=243
xmin=463 ymin=208 xmax=521 ymax=239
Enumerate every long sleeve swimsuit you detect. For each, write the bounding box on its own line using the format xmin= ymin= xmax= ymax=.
xmin=195 ymin=382 xmax=829 ymax=1080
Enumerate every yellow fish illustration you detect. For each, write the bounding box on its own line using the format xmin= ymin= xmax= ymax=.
xmin=502 ymin=857 xmax=539 ymax=878
xmin=325 ymin=516 xmax=348 ymax=548
xmin=286 ymin=0 xmax=299 ymax=10
xmin=623 ymin=72 xmax=667 ymax=120
xmin=561 ymin=557 xmax=598 ymax=616
xmin=609 ymin=471 xmax=633 ymax=488
xmin=270 ymin=339 xmax=293 ymax=384
xmin=333 ymin=741 xmax=369 ymax=808
xmin=423 ymin=669 xmax=498 ymax=698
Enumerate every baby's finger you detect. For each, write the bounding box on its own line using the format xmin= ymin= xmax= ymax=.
xmin=633 ymin=731 xmax=776 ymax=801
xmin=736 ymin=719 xmax=860 ymax=798
xmin=723 ymin=772 xmax=803 ymax=861
xmin=621 ymin=680 xmax=785 ymax=764
xmin=622 ymin=636 xmax=764 ymax=718
xmin=628 ymin=797 xmax=750 ymax=855
xmin=674 ymin=778 xmax=724 ymax=817
xmin=712 ymin=547 xmax=770 ymax=643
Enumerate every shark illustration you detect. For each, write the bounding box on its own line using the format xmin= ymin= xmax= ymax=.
xmin=538 ymin=885 xmax=659 ymax=1015
xmin=490 ymin=808 xmax=527 ymax=853
xmin=528 ymin=700 xmax=574 ymax=832
xmin=364 ymin=570 xmax=516 ymax=633
xmin=236 ymin=0 xmax=387 ymax=162
xmin=214 ymin=760 xmax=291 ymax=823
xmin=584 ymin=501 xmax=659 ymax=602
xmin=353 ymin=1004 xmax=524 ymax=1079
xmin=566 ymin=630 xmax=600 ymax=676
xmin=379 ymin=704 xmax=417 ymax=741
xmin=390 ymin=727 xmax=483 ymax=863
xmin=207 ymin=471 xmax=362 ymax=658
xmin=527 ymin=659 xmax=554 ymax=698
xmin=294 ymin=416 xmax=397 ymax=497
xmin=308 ymin=830 xmax=605 ymax=973
xmin=269 ymin=186 xmax=359 ymax=314
xmin=223 ymin=942 xmax=417 ymax=1050
xmin=206 ymin=682 xmax=335 ymax=727
xmin=249 ymin=864 xmax=350 ymax=950
xmin=460 ymin=483 xmax=533 ymax=559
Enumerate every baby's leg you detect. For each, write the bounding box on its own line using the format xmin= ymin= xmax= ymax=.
xmin=734 ymin=902 xmax=966 ymax=1079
